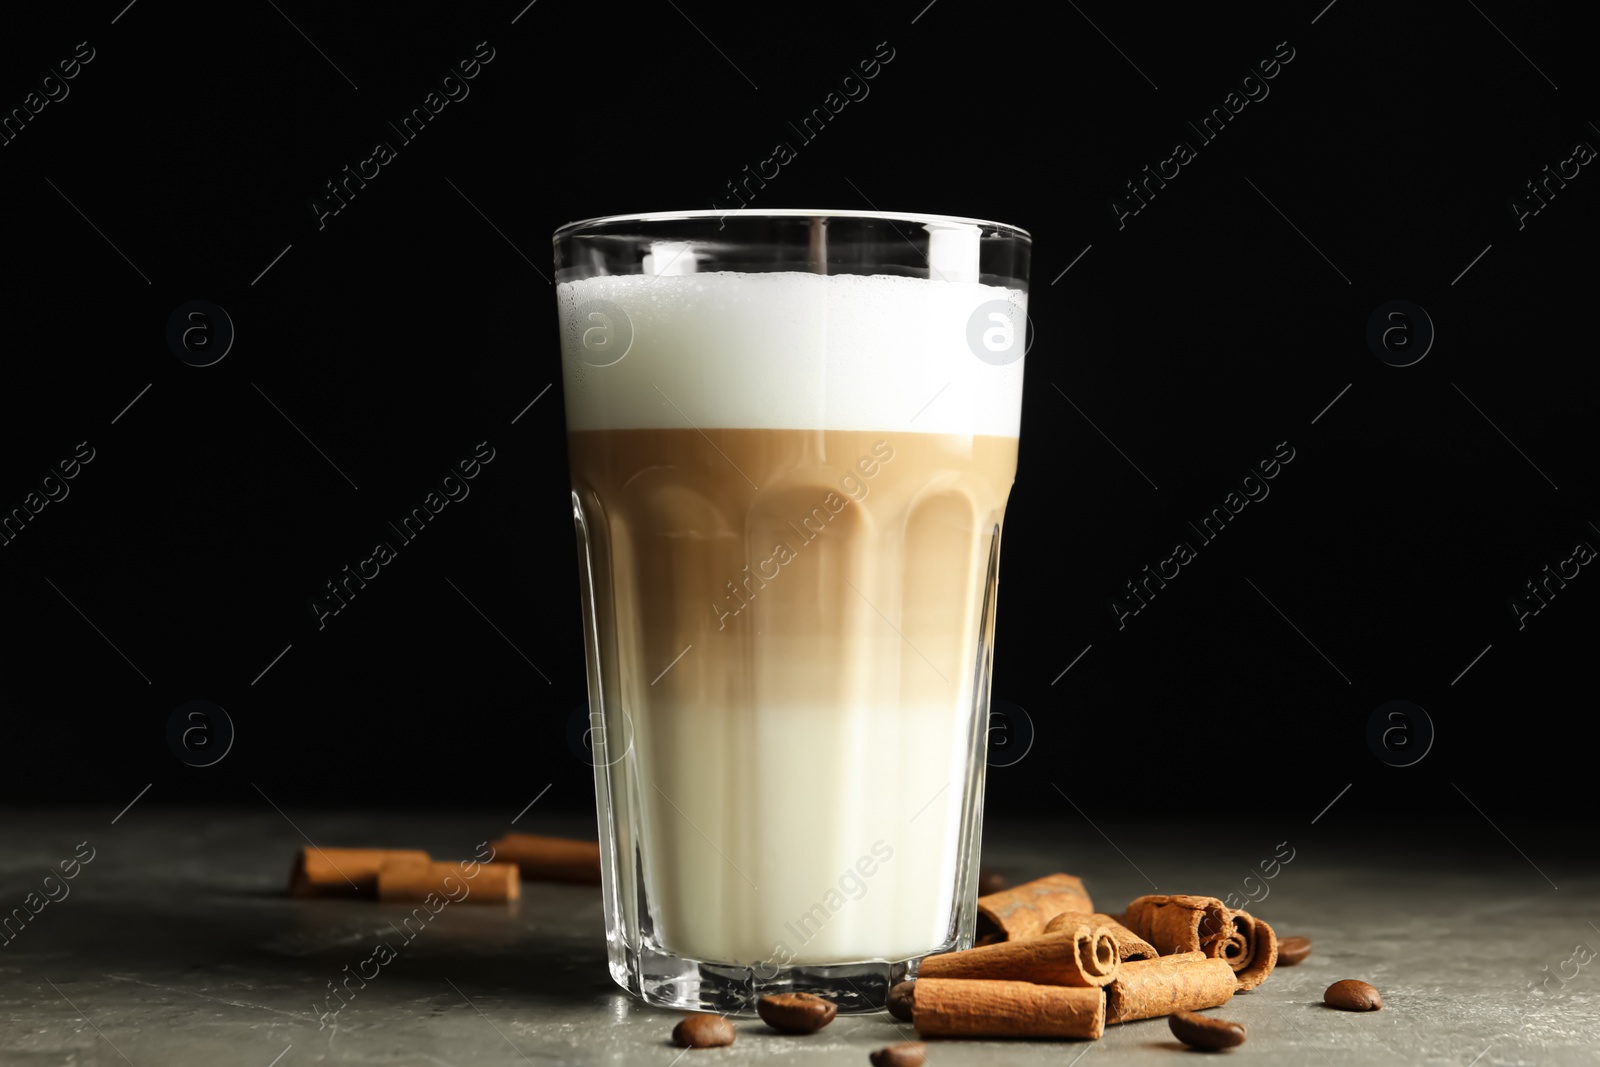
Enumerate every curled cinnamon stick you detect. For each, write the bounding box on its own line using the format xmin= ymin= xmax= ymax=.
xmin=920 ymin=924 xmax=1119 ymax=988
xmin=1222 ymin=911 xmax=1278 ymax=991
xmin=1118 ymin=895 xmax=1234 ymax=957
xmin=287 ymin=848 xmax=430 ymax=898
xmin=914 ymin=978 xmax=1105 ymax=1040
xmin=1043 ymin=911 xmax=1159 ymax=961
xmin=976 ymin=873 xmax=1093 ymax=941
xmin=376 ymin=861 xmax=521 ymax=903
xmin=489 ymin=832 xmax=602 ymax=884
xmin=1104 ymin=952 xmax=1236 ymax=1023
xmin=1119 ymin=895 xmax=1277 ymax=991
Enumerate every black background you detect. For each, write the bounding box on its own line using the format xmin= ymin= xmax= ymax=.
xmin=1 ymin=0 xmax=1593 ymax=849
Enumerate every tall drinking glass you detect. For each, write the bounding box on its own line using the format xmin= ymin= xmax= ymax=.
xmin=552 ymin=210 xmax=1030 ymax=1013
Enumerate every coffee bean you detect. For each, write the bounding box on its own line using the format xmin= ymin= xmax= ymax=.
xmin=886 ymin=980 xmax=916 ymax=1022
xmin=1324 ymin=979 xmax=1382 ymax=1011
xmin=1168 ymin=1009 xmax=1246 ymax=1050
xmin=672 ymin=1013 xmax=735 ymax=1047
xmin=1278 ymin=936 xmax=1312 ymax=966
xmin=869 ymin=1042 xmax=926 ymax=1067
xmin=756 ymin=992 xmax=836 ymax=1033
xmin=978 ymin=869 xmax=1008 ymax=895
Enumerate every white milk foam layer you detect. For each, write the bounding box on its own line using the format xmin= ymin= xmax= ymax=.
xmin=557 ymin=271 xmax=1026 ymax=436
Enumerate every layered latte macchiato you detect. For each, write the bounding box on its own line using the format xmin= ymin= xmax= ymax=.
xmin=558 ymin=268 xmax=1025 ymax=969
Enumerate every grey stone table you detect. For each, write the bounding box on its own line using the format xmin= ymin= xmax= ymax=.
xmin=1 ymin=807 xmax=1593 ymax=1066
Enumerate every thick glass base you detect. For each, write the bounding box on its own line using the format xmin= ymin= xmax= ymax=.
xmin=610 ymin=936 xmax=939 ymax=1014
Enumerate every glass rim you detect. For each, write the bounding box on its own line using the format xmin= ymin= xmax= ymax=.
xmin=553 ymin=208 xmax=1032 ymax=241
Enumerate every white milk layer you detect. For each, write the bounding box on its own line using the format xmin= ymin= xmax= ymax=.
xmin=631 ymin=699 xmax=974 ymax=964
xmin=556 ymin=271 xmax=1026 ymax=436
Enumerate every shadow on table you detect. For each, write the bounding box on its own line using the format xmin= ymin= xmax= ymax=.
xmin=14 ymin=887 xmax=617 ymax=1008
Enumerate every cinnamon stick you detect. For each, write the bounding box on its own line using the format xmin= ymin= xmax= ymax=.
xmin=1104 ymin=952 xmax=1236 ymax=1023
xmin=976 ymin=873 xmax=1093 ymax=941
xmin=287 ymin=848 xmax=430 ymax=898
xmin=1118 ymin=895 xmax=1234 ymax=956
xmin=920 ymin=924 xmax=1119 ymax=987
xmin=489 ymin=832 xmax=602 ymax=884
xmin=1118 ymin=895 xmax=1277 ymax=991
xmin=1043 ymin=911 xmax=1159 ymax=961
xmin=1223 ymin=911 xmax=1278 ymax=991
xmin=376 ymin=861 xmax=521 ymax=903
xmin=913 ymin=978 xmax=1105 ymax=1040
